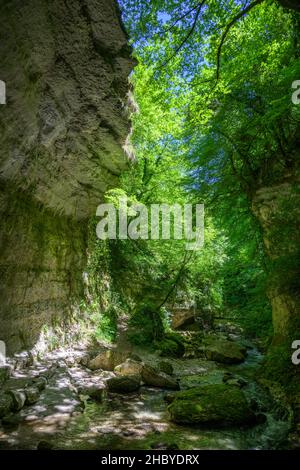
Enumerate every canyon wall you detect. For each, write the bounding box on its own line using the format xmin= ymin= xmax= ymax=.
xmin=0 ymin=0 xmax=135 ymax=353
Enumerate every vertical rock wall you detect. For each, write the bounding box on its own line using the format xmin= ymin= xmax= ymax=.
xmin=0 ymin=0 xmax=135 ymax=353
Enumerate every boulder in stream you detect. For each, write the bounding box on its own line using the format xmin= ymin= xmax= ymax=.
xmin=204 ymin=338 xmax=247 ymax=364
xmin=106 ymin=375 xmax=141 ymax=393
xmin=142 ymin=365 xmax=179 ymax=390
xmin=168 ymin=384 xmax=256 ymax=426
xmin=88 ymin=350 xmax=128 ymax=371
xmin=114 ymin=359 xmax=144 ymax=377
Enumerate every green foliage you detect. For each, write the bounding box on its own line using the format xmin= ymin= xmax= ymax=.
xmin=155 ymin=331 xmax=186 ymax=357
xmin=155 ymin=338 xmax=184 ymax=357
xmin=117 ymin=0 xmax=300 ymax=346
xmin=93 ymin=306 xmax=118 ymax=343
xmin=87 ymin=1 xmax=300 ymax=352
xmin=128 ymin=303 xmax=165 ymax=345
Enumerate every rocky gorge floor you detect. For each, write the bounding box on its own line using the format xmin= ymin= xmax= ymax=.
xmin=0 ymin=323 xmax=292 ymax=450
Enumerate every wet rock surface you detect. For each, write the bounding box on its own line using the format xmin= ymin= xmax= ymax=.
xmin=0 ymin=336 xmax=291 ymax=450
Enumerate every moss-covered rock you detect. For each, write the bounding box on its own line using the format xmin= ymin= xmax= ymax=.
xmin=179 ymin=370 xmax=225 ymax=389
xmin=168 ymin=384 xmax=256 ymax=426
xmin=156 ymin=333 xmax=185 ymax=358
xmin=204 ymin=338 xmax=247 ymax=364
xmin=158 ymin=361 xmax=174 ymax=376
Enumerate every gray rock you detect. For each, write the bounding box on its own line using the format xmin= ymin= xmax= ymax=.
xmin=88 ymin=350 xmax=128 ymax=371
xmin=106 ymin=375 xmax=140 ymax=393
xmin=7 ymin=390 xmax=26 ymax=411
xmin=114 ymin=359 xmax=143 ymax=377
xmin=142 ymin=365 xmax=179 ymax=390
xmin=0 ymin=0 xmax=135 ymax=354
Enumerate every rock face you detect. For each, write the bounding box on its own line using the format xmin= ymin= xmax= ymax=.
xmin=0 ymin=0 xmax=135 ymax=353
xmin=252 ymin=178 xmax=300 ymax=345
xmin=252 ymin=176 xmax=300 ymax=430
xmin=168 ymin=384 xmax=256 ymax=426
xmin=171 ymin=308 xmax=195 ymax=330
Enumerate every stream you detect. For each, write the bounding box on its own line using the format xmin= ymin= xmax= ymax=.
xmin=0 ymin=343 xmax=291 ymax=450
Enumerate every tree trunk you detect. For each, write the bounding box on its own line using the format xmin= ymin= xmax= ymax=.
xmin=252 ymin=174 xmax=300 ymax=438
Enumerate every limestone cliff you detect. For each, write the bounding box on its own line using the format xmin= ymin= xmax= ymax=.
xmin=0 ymin=0 xmax=135 ymax=353
xmin=252 ymin=175 xmax=300 ymax=343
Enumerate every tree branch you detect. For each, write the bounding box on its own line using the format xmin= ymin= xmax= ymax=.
xmin=158 ymin=0 xmax=206 ymax=70
xmin=156 ymin=2 xmax=204 ymax=37
xmin=216 ymin=0 xmax=264 ymax=80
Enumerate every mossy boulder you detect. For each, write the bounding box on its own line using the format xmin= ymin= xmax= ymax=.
xmin=156 ymin=333 xmax=185 ymax=358
xmin=179 ymin=370 xmax=225 ymax=389
xmin=158 ymin=361 xmax=174 ymax=376
xmin=204 ymin=338 xmax=247 ymax=364
xmin=168 ymin=384 xmax=255 ymax=426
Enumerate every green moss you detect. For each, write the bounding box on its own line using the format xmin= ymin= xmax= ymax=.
xmin=155 ymin=338 xmax=185 ymax=358
xmin=168 ymin=384 xmax=255 ymax=426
